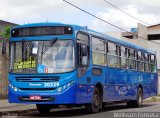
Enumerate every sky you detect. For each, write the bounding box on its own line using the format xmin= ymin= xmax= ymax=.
xmin=0 ymin=0 xmax=160 ymax=33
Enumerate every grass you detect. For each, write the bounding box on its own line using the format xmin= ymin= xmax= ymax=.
xmin=144 ymin=96 xmax=160 ymax=103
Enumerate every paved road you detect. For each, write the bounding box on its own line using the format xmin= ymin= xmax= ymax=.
xmin=16 ymin=102 xmax=160 ymax=118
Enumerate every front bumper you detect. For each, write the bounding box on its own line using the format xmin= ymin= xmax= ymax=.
xmin=8 ymin=84 xmax=76 ymax=104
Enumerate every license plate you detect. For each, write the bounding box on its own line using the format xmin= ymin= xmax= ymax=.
xmin=30 ymin=96 xmax=41 ymax=100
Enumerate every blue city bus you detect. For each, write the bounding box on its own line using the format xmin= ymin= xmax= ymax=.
xmin=4 ymin=22 xmax=157 ymax=113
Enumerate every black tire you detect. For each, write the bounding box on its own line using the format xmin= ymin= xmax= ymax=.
xmin=86 ymin=87 xmax=101 ymax=113
xmin=36 ymin=104 xmax=52 ymax=114
xmin=136 ymin=87 xmax=143 ymax=107
xmin=126 ymin=101 xmax=133 ymax=107
xmin=102 ymin=102 xmax=106 ymax=109
xmin=126 ymin=87 xmax=143 ymax=108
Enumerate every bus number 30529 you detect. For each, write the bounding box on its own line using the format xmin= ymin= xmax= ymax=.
xmin=44 ymin=82 xmax=59 ymax=87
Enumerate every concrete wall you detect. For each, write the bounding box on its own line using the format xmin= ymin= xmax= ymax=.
xmin=148 ymin=25 xmax=160 ymax=34
xmin=0 ymin=20 xmax=18 ymax=98
xmin=0 ymin=40 xmax=9 ymax=98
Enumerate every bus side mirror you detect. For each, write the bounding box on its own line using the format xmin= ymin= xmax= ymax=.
xmin=31 ymin=41 xmax=39 ymax=55
xmin=32 ymin=47 xmax=38 ymax=55
xmin=2 ymin=42 xmax=7 ymax=55
xmin=82 ymin=45 xmax=88 ymax=56
xmin=81 ymin=45 xmax=88 ymax=66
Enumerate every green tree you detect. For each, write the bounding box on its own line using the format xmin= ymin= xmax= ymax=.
xmin=0 ymin=25 xmax=11 ymax=39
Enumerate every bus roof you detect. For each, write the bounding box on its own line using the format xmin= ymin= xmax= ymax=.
xmin=14 ymin=22 xmax=156 ymax=55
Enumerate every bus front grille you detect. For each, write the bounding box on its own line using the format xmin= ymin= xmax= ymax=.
xmin=15 ymin=76 xmax=60 ymax=82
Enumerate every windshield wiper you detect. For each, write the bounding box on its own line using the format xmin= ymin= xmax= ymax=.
xmin=42 ymin=38 xmax=58 ymax=54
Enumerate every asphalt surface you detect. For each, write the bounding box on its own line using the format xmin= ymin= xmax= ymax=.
xmin=8 ymin=102 xmax=159 ymax=118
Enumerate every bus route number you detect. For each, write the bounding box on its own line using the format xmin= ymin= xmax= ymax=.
xmin=44 ymin=82 xmax=59 ymax=87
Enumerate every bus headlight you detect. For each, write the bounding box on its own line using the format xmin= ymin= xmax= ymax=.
xmin=9 ymin=83 xmax=19 ymax=92
xmin=9 ymin=83 xmax=12 ymax=87
xmin=57 ymin=81 xmax=74 ymax=92
xmin=67 ymin=83 xmax=71 ymax=87
xmin=58 ymin=87 xmax=62 ymax=92
xmin=63 ymin=85 xmax=67 ymax=90
xmin=14 ymin=87 xmax=18 ymax=91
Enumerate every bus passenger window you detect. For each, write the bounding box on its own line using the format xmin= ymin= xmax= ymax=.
xmin=141 ymin=53 xmax=145 ymax=71
xmin=148 ymin=55 xmax=151 ymax=72
xmin=151 ymin=55 xmax=156 ymax=73
xmin=144 ymin=53 xmax=150 ymax=72
xmin=128 ymin=49 xmax=136 ymax=69
xmin=120 ymin=46 xmax=127 ymax=68
xmin=137 ymin=51 xmax=143 ymax=71
xmin=92 ymin=37 xmax=106 ymax=66
xmin=107 ymin=42 xmax=119 ymax=68
xmin=151 ymin=55 xmax=156 ymax=64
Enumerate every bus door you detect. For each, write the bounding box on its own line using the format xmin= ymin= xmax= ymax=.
xmin=76 ymin=32 xmax=92 ymax=103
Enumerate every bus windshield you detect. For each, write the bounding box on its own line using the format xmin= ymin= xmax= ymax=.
xmin=10 ymin=40 xmax=75 ymax=74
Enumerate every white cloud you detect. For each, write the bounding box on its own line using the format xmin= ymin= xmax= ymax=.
xmin=90 ymin=6 xmax=160 ymax=32
xmin=0 ymin=0 xmax=79 ymax=24
xmin=136 ymin=0 xmax=160 ymax=8
xmin=0 ymin=0 xmax=160 ymax=32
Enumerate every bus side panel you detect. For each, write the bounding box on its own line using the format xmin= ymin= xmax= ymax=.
xmin=76 ymin=84 xmax=89 ymax=104
xmin=76 ymin=66 xmax=106 ymax=104
xmin=149 ymin=86 xmax=157 ymax=96
xmin=143 ymin=86 xmax=150 ymax=99
xmin=151 ymin=73 xmax=158 ymax=96
xmin=105 ymin=68 xmax=127 ymax=102
xmin=150 ymin=73 xmax=158 ymax=85
xmin=127 ymin=71 xmax=157 ymax=100
xmin=142 ymin=73 xmax=152 ymax=98
xmin=127 ymin=70 xmax=139 ymax=100
xmin=148 ymin=73 xmax=157 ymax=97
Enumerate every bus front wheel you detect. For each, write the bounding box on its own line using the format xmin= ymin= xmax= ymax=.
xmin=36 ymin=104 xmax=52 ymax=114
xmin=86 ymin=87 xmax=101 ymax=113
